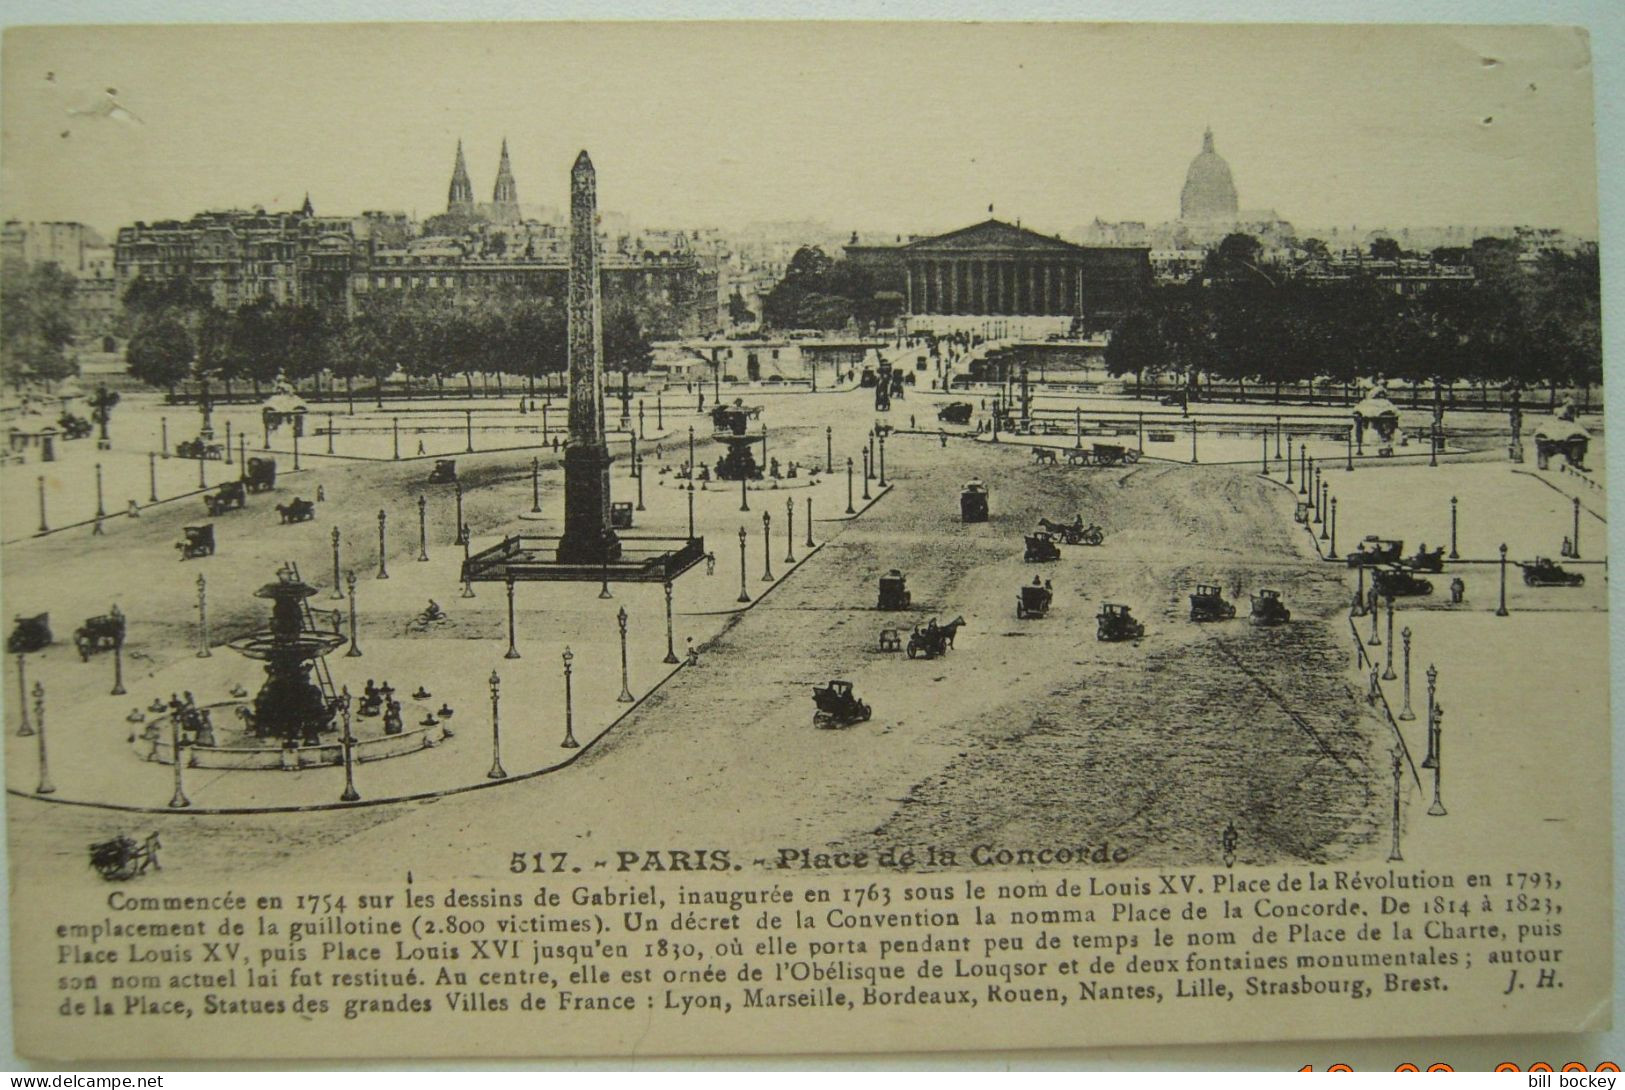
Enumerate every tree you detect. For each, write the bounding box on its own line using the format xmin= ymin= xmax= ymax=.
xmin=727 ymin=291 xmax=756 ymax=326
xmin=126 ymin=315 xmax=195 ymax=394
xmin=0 ymin=259 xmax=79 ymax=393
xmin=1369 ymin=237 xmax=1402 ymax=262
xmin=604 ymin=304 xmax=653 ymax=374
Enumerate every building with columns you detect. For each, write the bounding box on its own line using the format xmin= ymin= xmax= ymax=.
xmin=889 ymin=219 xmax=1150 ymax=323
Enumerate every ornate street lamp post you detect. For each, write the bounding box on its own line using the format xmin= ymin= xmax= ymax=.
xmin=95 ymin=462 xmax=106 ymax=518
xmin=292 ymin=427 xmax=300 ymax=472
xmin=376 ymin=509 xmax=389 ymax=579
xmin=862 ymin=449 xmax=871 ymax=500
xmin=785 ymin=498 xmax=796 ymax=565
xmin=196 ymin=573 xmax=211 ymax=658
xmin=846 ymin=457 xmax=855 ymax=515
xmin=531 ymin=457 xmax=542 ymax=514
xmin=761 ymin=513 xmax=775 ymax=582
xmin=33 ymin=682 xmax=52 ymax=795
xmin=826 ymin=426 xmax=832 ymax=472
xmin=1572 ymin=496 xmax=1582 ymax=559
xmin=346 ymin=571 xmax=362 ymax=657
xmin=110 ymin=605 xmax=126 ymax=696
xmin=740 ymin=463 xmax=749 ymax=513
xmin=331 ymin=527 xmax=345 ymax=598
xmin=13 ymin=654 xmax=31 ymax=737
xmin=805 ymin=496 xmax=814 ymax=548
xmin=636 ymin=455 xmax=645 ymax=512
xmin=1497 ymin=543 xmax=1509 ymax=617
xmin=149 ymin=452 xmax=159 ymax=503
xmin=617 ymin=607 xmax=634 ymax=703
xmin=1299 ymin=443 xmax=1308 ymax=495
xmin=1449 ymin=496 xmax=1459 ymax=560
xmin=878 ymin=431 xmax=888 ymax=488
xmin=505 ymin=576 xmax=521 ymax=660
xmin=461 ymin=531 xmax=476 ymax=599
xmin=663 ymin=581 xmax=679 ymax=665
xmin=488 ymin=671 xmax=508 ymax=779
xmin=454 ymin=481 xmax=466 ymax=546
xmin=1399 ymin=626 xmax=1415 ymax=720
xmin=1387 ymin=750 xmax=1404 ymax=862
xmin=1260 ymin=433 xmax=1269 ymax=476
xmin=1383 ymin=595 xmax=1397 ymax=679
xmin=737 ymin=527 xmax=751 ymax=605
xmin=561 ymin=647 xmax=578 ymax=749
xmin=1422 ymin=664 xmax=1438 ymax=769
xmin=1328 ymin=498 xmax=1339 ymax=560
xmin=418 ymin=495 xmax=429 ymax=561
xmin=36 ymin=475 xmax=47 ymax=534
xmin=392 ymin=417 xmax=400 ymax=460
xmin=339 ymin=687 xmax=359 ymax=802
xmin=168 ymin=704 xmax=190 ymax=809
xmin=1368 ymin=587 xmax=1381 ymax=646
xmin=1319 ymin=482 xmax=1329 ymax=540
xmin=867 ymin=430 xmax=876 ymax=480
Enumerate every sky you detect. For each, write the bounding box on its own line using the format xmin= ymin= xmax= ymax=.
xmin=0 ymin=21 xmax=1601 ymax=239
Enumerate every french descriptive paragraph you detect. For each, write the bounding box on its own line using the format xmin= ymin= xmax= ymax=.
xmin=45 ymin=865 xmax=1567 ymax=1024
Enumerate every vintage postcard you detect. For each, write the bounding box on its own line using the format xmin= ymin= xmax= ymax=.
xmin=0 ymin=20 xmax=1610 ymax=1063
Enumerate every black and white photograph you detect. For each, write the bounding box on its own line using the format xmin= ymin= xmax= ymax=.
xmin=0 ymin=16 xmax=1614 ymax=1065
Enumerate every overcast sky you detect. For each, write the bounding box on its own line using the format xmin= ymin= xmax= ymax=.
xmin=0 ymin=22 xmax=1600 ymax=238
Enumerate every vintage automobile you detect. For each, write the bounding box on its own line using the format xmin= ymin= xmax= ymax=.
xmin=57 ymin=413 xmax=94 ymax=440
xmin=1521 ymin=557 xmax=1586 ymax=587
xmin=1097 ymin=602 xmax=1146 ymax=642
xmin=937 ymin=402 xmax=974 ymax=425
xmin=1371 ymin=565 xmax=1432 ymax=598
xmin=812 ymin=680 xmax=871 ymax=727
xmin=175 ymin=437 xmax=224 ymax=460
xmin=6 ymin=613 xmax=53 ymax=655
xmin=1347 ymin=536 xmax=1404 ymax=568
xmin=176 ymin=524 xmax=215 ymax=560
xmin=1024 ymin=531 xmax=1062 ymax=563
xmin=1250 ymin=588 xmax=1292 ymax=626
xmin=427 ymin=459 xmax=458 ymax=484
xmin=276 ymin=498 xmax=316 ymax=523
xmin=203 ymin=479 xmax=247 ymax=517
xmin=73 ymin=607 xmax=125 ymax=661
xmin=960 ymin=479 xmax=989 ymax=523
xmin=610 ymin=501 xmax=635 ymax=530
xmin=877 ymin=569 xmax=912 ymax=610
xmin=1400 ymin=545 xmax=1447 ymax=573
xmin=1189 ymin=584 xmax=1237 ymax=622
xmin=906 ymin=616 xmax=964 ymax=659
xmin=1038 ymin=516 xmax=1105 ymax=546
xmin=1016 ymin=580 xmax=1053 ymax=619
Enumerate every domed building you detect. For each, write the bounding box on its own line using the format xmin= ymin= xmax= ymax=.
xmin=1180 ymin=128 xmax=1240 ymax=223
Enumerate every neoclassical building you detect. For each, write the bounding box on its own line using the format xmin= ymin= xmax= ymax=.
xmin=893 ymin=219 xmax=1150 ymax=319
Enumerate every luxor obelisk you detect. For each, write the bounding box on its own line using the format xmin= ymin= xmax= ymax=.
xmin=557 ymin=151 xmax=621 ymax=564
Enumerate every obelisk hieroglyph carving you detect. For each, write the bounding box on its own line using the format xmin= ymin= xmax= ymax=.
xmin=558 ymin=151 xmax=621 ymax=564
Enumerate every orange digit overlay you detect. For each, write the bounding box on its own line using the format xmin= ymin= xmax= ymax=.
xmin=1563 ymin=1064 xmax=1589 ymax=1073
xmin=1426 ymin=1064 xmax=1455 ymax=1073
xmin=1597 ymin=1064 xmax=1621 ymax=1073
xmin=1495 ymin=1065 xmax=1522 ymax=1073
xmin=1328 ymin=1065 xmax=1354 ymax=1073
xmin=1395 ymin=1064 xmax=1420 ymax=1072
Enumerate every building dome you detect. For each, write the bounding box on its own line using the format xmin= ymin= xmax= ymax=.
xmin=1180 ymin=128 xmax=1239 ymax=223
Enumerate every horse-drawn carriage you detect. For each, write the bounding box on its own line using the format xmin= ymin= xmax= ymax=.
xmin=1347 ymin=536 xmax=1404 ymax=568
xmin=244 ymin=456 xmax=277 ymax=493
xmin=276 ymin=498 xmax=316 ymax=524
xmin=1067 ymin=443 xmax=1141 ymax=468
xmin=1038 ymin=516 xmax=1104 ymax=546
xmin=428 ymin=459 xmax=457 ymax=484
xmin=1371 ymin=565 xmax=1432 ymax=598
xmin=74 ymin=607 xmax=125 ymax=660
xmin=1521 ymin=557 xmax=1586 ymax=587
xmin=812 ymin=680 xmax=871 ymax=727
xmin=6 ymin=613 xmax=52 ymax=655
xmin=176 ymin=437 xmax=224 ymax=460
xmin=937 ymin=402 xmax=974 ymax=425
xmin=1017 ymin=580 xmax=1053 ymax=619
xmin=1189 ymin=584 xmax=1236 ymax=622
xmin=1024 ymin=531 xmax=1062 ymax=562
xmin=1097 ymin=603 xmax=1145 ymax=642
xmin=877 ymin=570 xmax=912 ymax=610
xmin=176 ymin=524 xmax=215 ymax=560
xmin=1250 ymin=589 xmax=1292 ymax=626
xmin=906 ymin=616 xmax=964 ymax=659
xmin=203 ymin=479 xmax=246 ymax=516
xmin=57 ymin=413 xmax=94 ymax=440
xmin=88 ymin=833 xmax=161 ymax=881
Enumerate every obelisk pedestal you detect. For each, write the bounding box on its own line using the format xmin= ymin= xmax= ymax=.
xmin=557 ymin=150 xmax=622 ymax=566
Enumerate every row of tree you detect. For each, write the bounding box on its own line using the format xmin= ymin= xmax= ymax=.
xmin=122 ymin=284 xmax=655 ymax=400
xmin=1104 ymin=238 xmax=1600 ymax=404
xmin=761 ymin=246 xmax=901 ymax=333
xmin=0 ymin=258 xmax=80 ymax=393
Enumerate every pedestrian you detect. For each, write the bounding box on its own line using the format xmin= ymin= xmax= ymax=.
xmin=316 ymin=484 xmax=325 ymax=502
xmin=705 ymin=552 xmax=716 ymax=576
xmin=685 ymin=637 xmax=699 ymax=667
xmin=127 ymin=499 xmax=141 ymax=518
xmin=417 ymin=439 xmax=427 ymax=456
xmin=1449 ymin=576 xmax=1466 ymax=604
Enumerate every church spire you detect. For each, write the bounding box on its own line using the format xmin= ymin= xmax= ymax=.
xmin=300 ymin=192 xmax=314 ymax=218
xmin=492 ymin=137 xmax=519 ymax=221
xmin=448 ymin=139 xmax=474 ymax=215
